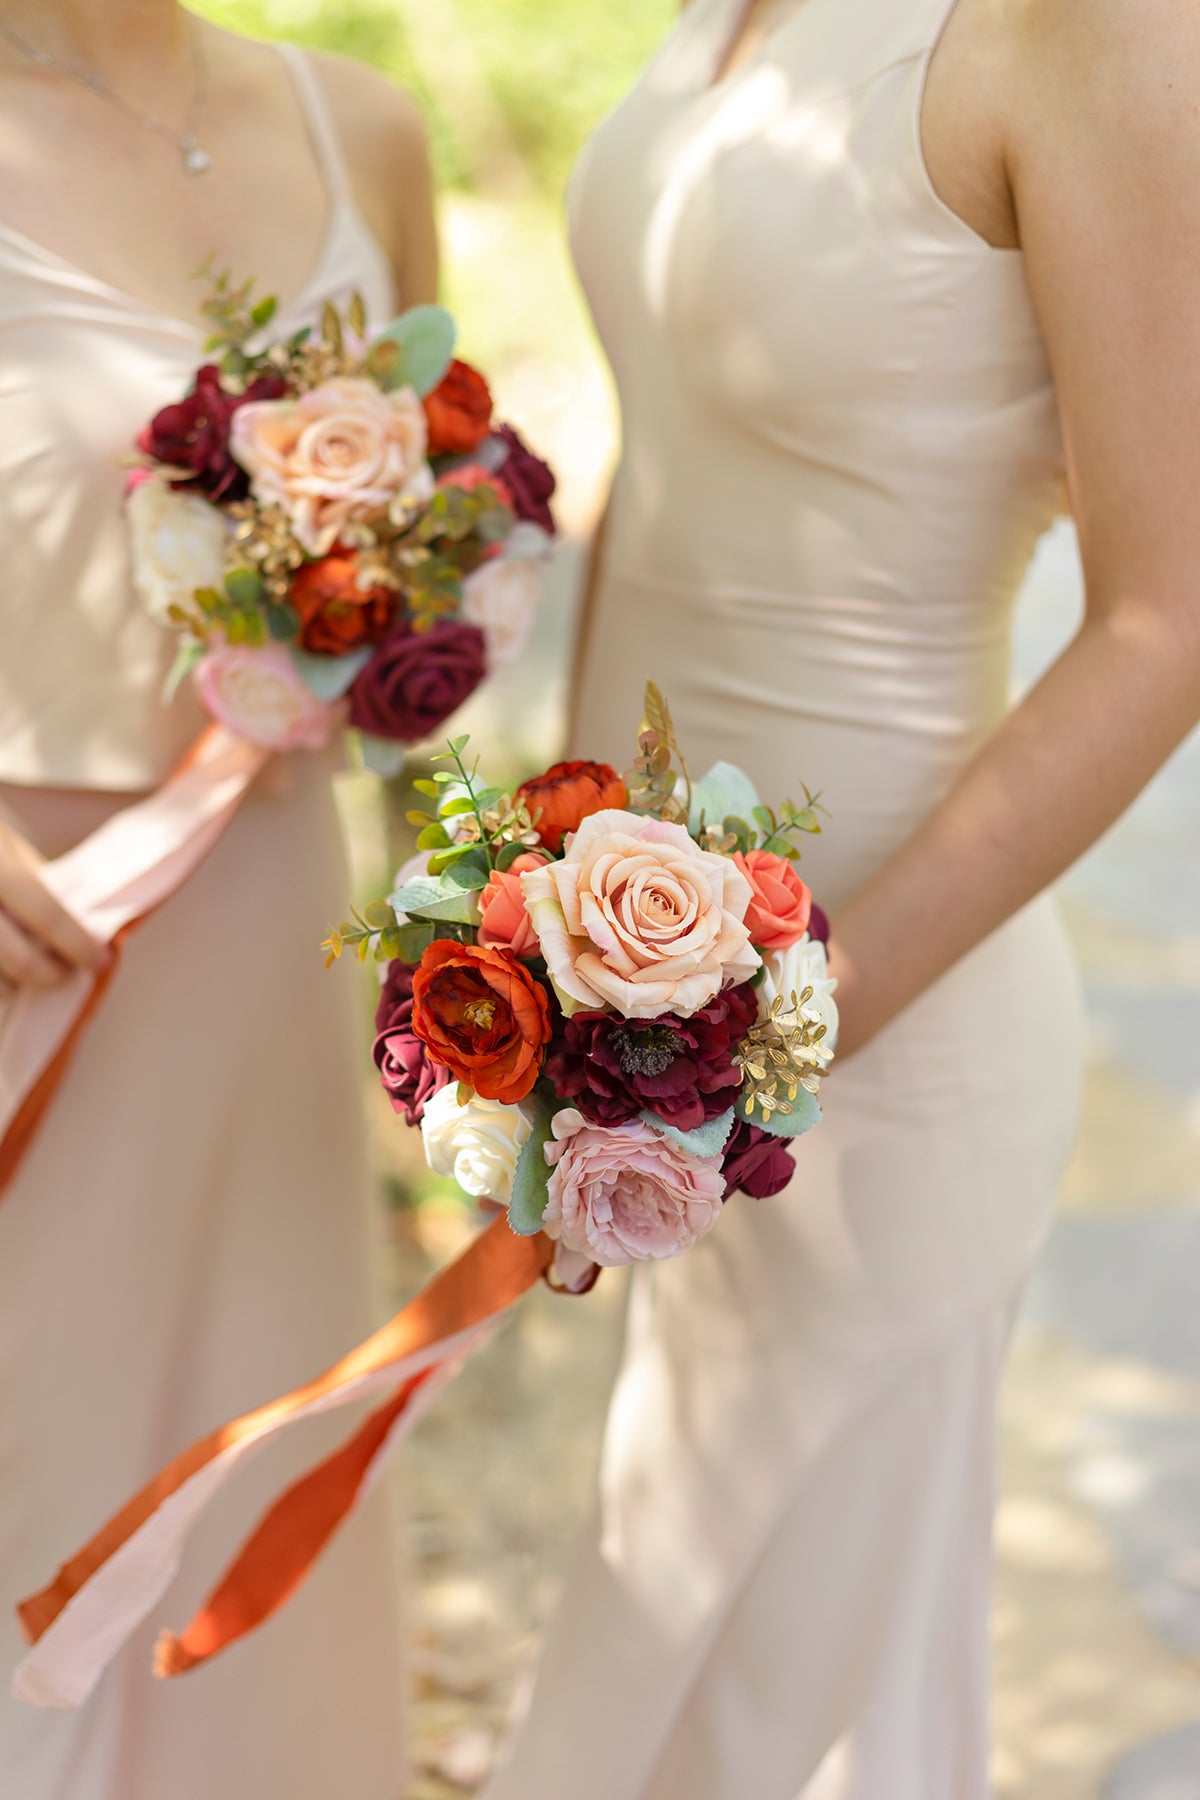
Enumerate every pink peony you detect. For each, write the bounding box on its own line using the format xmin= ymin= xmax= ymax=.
xmin=542 ymin=1109 xmax=725 ymax=1267
xmin=522 ymin=809 xmax=760 ymax=1019
xmin=230 ymin=377 xmax=429 ymax=556
xmin=195 ymin=643 xmax=338 ymax=751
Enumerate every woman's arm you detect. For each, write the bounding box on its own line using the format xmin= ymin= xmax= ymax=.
xmin=310 ymin=51 xmax=439 ymax=307
xmin=831 ymin=0 xmax=1200 ymax=1057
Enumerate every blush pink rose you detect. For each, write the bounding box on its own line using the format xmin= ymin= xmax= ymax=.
xmin=195 ymin=643 xmax=338 ymax=751
xmin=230 ymin=377 xmax=430 ymax=556
xmin=522 ymin=809 xmax=760 ymax=1019
xmin=542 ymin=1109 xmax=725 ymax=1267
xmin=732 ymin=849 xmax=813 ymax=950
xmin=477 ymin=852 xmax=550 ymax=959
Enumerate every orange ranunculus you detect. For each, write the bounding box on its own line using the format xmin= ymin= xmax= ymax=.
xmin=477 ymin=852 xmax=550 ymax=959
xmin=410 ymin=939 xmax=552 ymax=1104
xmin=731 ymin=849 xmax=813 ymax=951
xmin=514 ymin=760 xmax=628 ymax=856
xmin=288 ymin=549 xmax=396 ymax=656
xmin=423 ymin=359 xmax=493 ymax=457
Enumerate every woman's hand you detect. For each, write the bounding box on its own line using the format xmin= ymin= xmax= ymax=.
xmin=0 ymin=820 xmax=110 ymax=992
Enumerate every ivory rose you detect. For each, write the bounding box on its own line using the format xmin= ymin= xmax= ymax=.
xmin=194 ymin=643 xmax=338 ymax=751
xmin=542 ymin=1109 xmax=725 ymax=1267
xmin=230 ymin=377 xmax=430 ymax=556
xmin=419 ymin=1083 xmax=532 ymax=1204
xmin=477 ymin=852 xmax=550 ymax=959
xmin=522 ymin=810 xmax=760 ymax=1019
xmin=127 ymin=478 xmax=228 ymax=624
xmin=757 ymin=935 xmax=840 ymax=1051
xmin=732 ymin=848 xmax=813 ymax=950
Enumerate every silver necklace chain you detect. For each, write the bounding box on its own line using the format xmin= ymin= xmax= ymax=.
xmin=0 ymin=12 xmax=212 ymax=175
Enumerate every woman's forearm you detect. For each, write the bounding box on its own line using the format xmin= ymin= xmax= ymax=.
xmin=830 ymin=596 xmax=1200 ymax=1057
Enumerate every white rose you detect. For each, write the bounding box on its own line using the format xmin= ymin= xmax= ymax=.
xmin=127 ymin=478 xmax=228 ymax=624
xmin=757 ymin=935 xmax=839 ymax=1052
xmin=461 ymin=533 xmax=551 ymax=667
xmin=420 ymin=1084 xmax=532 ymax=1203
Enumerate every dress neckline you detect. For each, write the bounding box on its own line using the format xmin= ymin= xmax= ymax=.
xmin=0 ymin=44 xmax=372 ymax=342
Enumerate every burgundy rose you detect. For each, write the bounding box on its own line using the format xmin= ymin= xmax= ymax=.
xmin=721 ymin=1118 xmax=796 ymax=1201
xmin=372 ymin=959 xmax=451 ymax=1126
xmin=808 ymin=903 xmax=830 ymax=946
xmin=139 ymin=363 xmax=288 ymax=502
xmin=349 ymin=618 xmax=488 ymax=744
xmin=492 ymin=424 xmax=557 ymax=535
xmin=546 ymin=982 xmax=758 ymax=1133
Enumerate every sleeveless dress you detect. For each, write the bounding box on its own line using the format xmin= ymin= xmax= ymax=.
xmin=484 ymin=2 xmax=1087 ymax=1795
xmin=0 ymin=49 xmax=408 ymax=1800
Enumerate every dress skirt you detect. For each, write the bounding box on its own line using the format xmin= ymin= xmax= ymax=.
xmin=485 ymin=891 xmax=1086 ymax=1800
xmin=0 ymin=755 xmax=407 ymax=1800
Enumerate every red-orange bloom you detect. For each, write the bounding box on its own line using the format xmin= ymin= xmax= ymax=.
xmin=423 ymin=359 xmax=493 ymax=457
xmin=410 ymin=939 xmax=552 ymax=1104
xmin=514 ymin=760 xmax=628 ymax=856
xmin=288 ymin=549 xmax=396 ymax=656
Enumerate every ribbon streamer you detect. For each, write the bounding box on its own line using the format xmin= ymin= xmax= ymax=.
xmin=0 ymin=725 xmax=268 ymax=1197
xmin=15 ymin=1218 xmax=553 ymax=1707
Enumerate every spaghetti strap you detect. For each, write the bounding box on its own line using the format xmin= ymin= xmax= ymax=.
xmin=275 ymin=42 xmax=353 ymax=206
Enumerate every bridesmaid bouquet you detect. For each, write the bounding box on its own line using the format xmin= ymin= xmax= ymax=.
xmin=327 ymin=686 xmax=838 ymax=1290
xmin=127 ymin=270 xmax=556 ymax=771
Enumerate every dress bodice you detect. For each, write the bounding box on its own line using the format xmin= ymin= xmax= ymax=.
xmin=0 ymin=45 xmax=395 ymax=791
xmin=569 ymin=0 xmax=1065 ymax=907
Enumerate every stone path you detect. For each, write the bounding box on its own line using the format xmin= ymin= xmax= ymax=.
xmin=355 ymin=522 xmax=1200 ymax=1798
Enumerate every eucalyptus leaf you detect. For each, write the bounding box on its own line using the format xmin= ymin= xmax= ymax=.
xmin=496 ymin=840 xmax=533 ymax=873
xmin=442 ymin=848 xmax=492 ymax=893
xmin=735 ymin=1085 xmax=822 ymax=1139
xmin=689 ymin=763 xmax=763 ymax=837
xmin=289 ymin=644 xmax=373 ymax=701
xmin=224 ymin=566 xmax=267 ymax=610
xmin=370 ymin=305 xmax=457 ymax=397
xmin=388 ymin=875 xmax=480 ymax=925
xmin=508 ymin=1097 xmax=554 ymax=1236
xmin=265 ymin=601 xmax=300 ymax=642
xmin=395 ymin=920 xmax=437 ymax=961
xmin=639 ymin=1108 xmax=737 ymax=1159
xmin=358 ymin=733 xmax=407 ymax=779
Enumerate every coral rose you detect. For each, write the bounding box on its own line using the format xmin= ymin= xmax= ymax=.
xmin=194 ymin=642 xmax=338 ymax=751
xmin=514 ymin=760 xmax=627 ymax=856
xmin=410 ymin=940 xmax=552 ymax=1104
xmin=720 ymin=1118 xmax=797 ymax=1200
xmin=372 ymin=958 xmax=451 ymax=1125
xmin=732 ymin=848 xmax=813 ymax=950
xmin=230 ymin=376 xmax=430 ymax=556
xmin=288 ymin=548 xmax=396 ymax=656
xmin=545 ymin=982 xmax=757 ymax=1131
xmin=542 ymin=1109 xmax=725 ymax=1267
xmin=423 ymin=358 xmax=493 ymax=456
xmin=477 ymin=852 xmax=550 ymax=959
xmin=522 ymin=810 xmax=760 ymax=1020
xmin=348 ymin=618 xmax=487 ymax=744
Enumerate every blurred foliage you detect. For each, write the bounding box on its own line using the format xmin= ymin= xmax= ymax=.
xmin=193 ymin=0 xmax=675 ymax=198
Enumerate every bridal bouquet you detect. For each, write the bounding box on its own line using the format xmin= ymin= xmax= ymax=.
xmin=327 ymin=687 xmax=838 ymax=1289
xmin=127 ymin=270 xmax=556 ymax=771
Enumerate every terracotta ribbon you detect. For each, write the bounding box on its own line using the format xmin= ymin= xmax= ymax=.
xmin=14 ymin=1218 xmax=553 ymax=1708
xmin=0 ymin=724 xmax=269 ymax=1197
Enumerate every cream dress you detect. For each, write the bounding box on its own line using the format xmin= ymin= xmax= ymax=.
xmin=0 ymin=49 xmax=408 ymax=1800
xmin=485 ymin=0 xmax=1086 ymax=1794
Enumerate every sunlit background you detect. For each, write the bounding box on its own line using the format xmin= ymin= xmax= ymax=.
xmin=196 ymin=6 xmax=1200 ymax=1795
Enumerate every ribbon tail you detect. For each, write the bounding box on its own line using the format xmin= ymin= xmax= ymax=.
xmin=14 ymin=1220 xmax=552 ymax=1708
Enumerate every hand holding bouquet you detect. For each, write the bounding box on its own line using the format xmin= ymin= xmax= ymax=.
xmin=330 ymin=685 xmax=837 ymax=1290
xmin=128 ymin=270 xmax=556 ymax=769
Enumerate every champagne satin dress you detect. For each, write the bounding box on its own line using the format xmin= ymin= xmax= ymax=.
xmin=485 ymin=1 xmax=1087 ymax=1794
xmin=0 ymin=49 xmax=407 ymax=1800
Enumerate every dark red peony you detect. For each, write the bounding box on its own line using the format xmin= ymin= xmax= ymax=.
xmin=138 ymin=363 xmax=288 ymax=502
xmin=423 ymin=359 xmax=493 ymax=457
xmin=288 ymin=549 xmax=396 ymax=656
xmin=493 ymin=423 xmax=557 ymax=535
xmin=720 ymin=1118 xmax=797 ymax=1200
xmin=545 ymin=982 xmax=758 ymax=1133
xmin=808 ymin=903 xmax=830 ymax=946
xmin=372 ymin=959 xmax=451 ymax=1125
xmin=348 ymin=618 xmax=487 ymax=743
